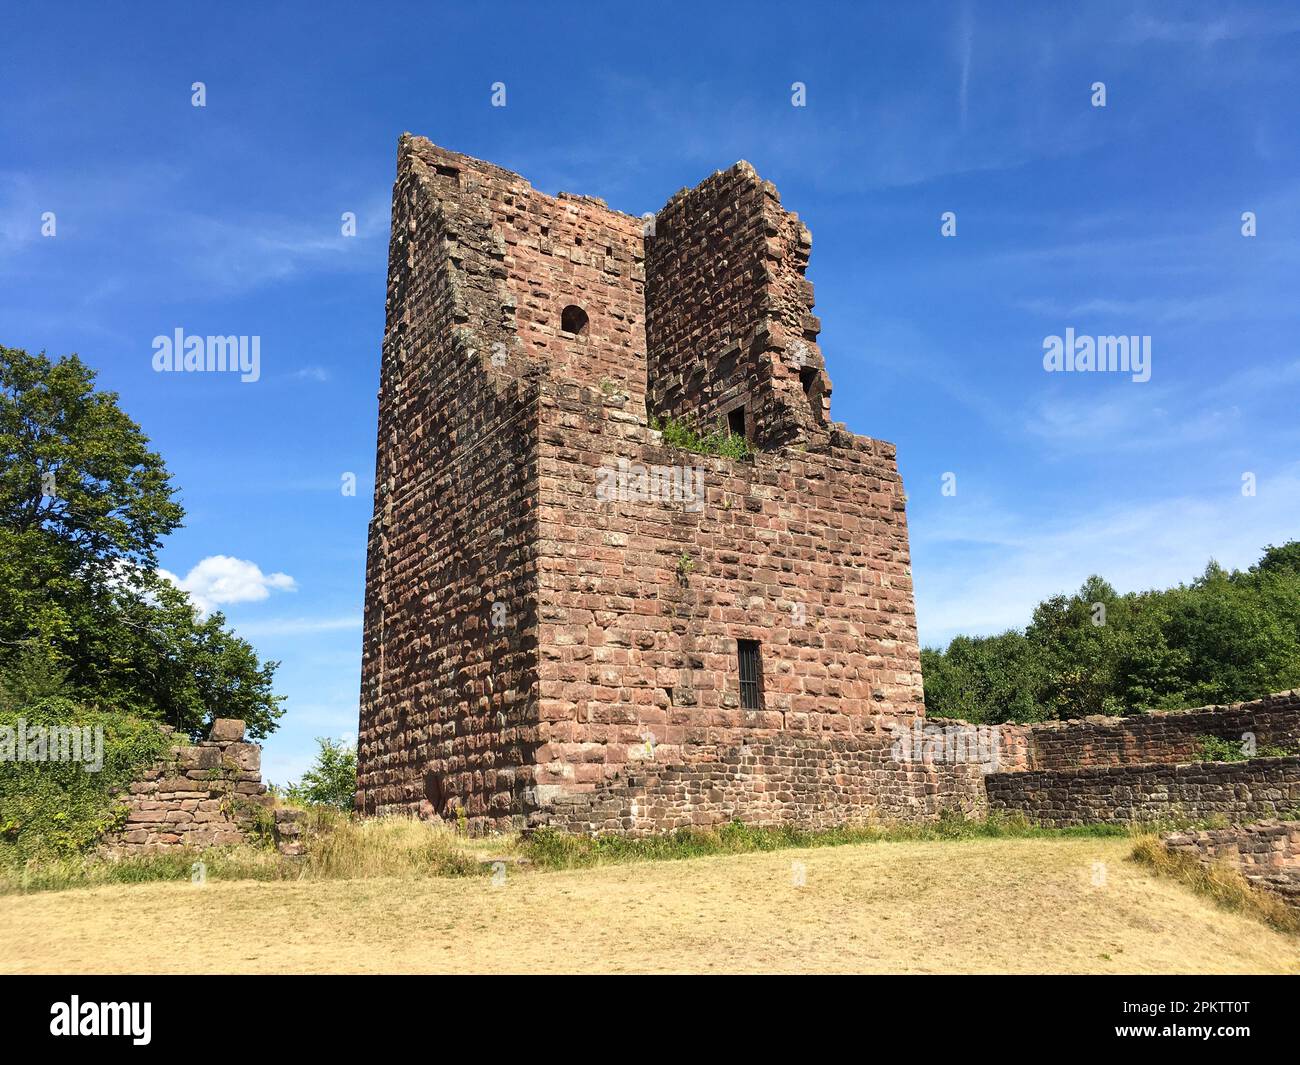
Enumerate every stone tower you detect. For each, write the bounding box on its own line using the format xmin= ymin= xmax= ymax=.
xmin=355 ymin=136 xmax=965 ymax=835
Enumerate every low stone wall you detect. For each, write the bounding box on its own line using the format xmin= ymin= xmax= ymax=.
xmin=1014 ymin=691 xmax=1300 ymax=772
xmin=1162 ymin=820 xmax=1300 ymax=914
xmin=1163 ymin=819 xmax=1300 ymax=869
xmin=985 ymin=755 xmax=1300 ymax=827
xmin=532 ymin=734 xmax=987 ymax=836
xmin=100 ymin=719 xmax=303 ymax=856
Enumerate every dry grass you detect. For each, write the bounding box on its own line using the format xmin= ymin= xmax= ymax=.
xmin=2 ymin=836 xmax=1297 ymax=974
xmin=0 ymin=814 xmax=504 ymax=895
xmin=298 ymin=811 xmax=493 ymax=879
xmin=1130 ymin=834 xmax=1300 ymax=935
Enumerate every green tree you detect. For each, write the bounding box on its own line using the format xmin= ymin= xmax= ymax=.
xmin=1027 ymin=576 xmax=1126 ymax=717
xmin=922 ymin=630 xmax=1048 ymax=723
xmin=287 ymin=737 xmax=357 ymax=810
xmin=923 ymin=543 xmax=1300 ymax=723
xmin=1162 ymin=561 xmax=1300 ymax=706
xmin=1252 ymin=541 xmax=1300 ymax=577
xmin=0 ymin=345 xmax=283 ymax=737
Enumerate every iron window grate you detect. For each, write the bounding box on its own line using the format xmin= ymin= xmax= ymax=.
xmin=738 ymin=639 xmax=762 ymax=710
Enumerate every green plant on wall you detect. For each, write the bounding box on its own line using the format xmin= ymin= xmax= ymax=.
xmin=205 ymin=753 xmax=280 ymax=848
xmin=651 ymin=414 xmax=752 ymax=461
xmin=1192 ymin=735 xmax=1291 ymax=763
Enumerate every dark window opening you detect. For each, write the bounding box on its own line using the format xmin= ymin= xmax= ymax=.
xmin=800 ymin=366 xmax=827 ymax=426
xmin=561 ymin=305 xmax=589 ymax=336
xmin=727 ymin=406 xmax=746 ymax=437
xmin=738 ymin=639 xmax=763 ymax=710
xmin=423 ymin=770 xmax=445 ymax=815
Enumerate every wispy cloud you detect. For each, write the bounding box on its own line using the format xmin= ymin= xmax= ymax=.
xmin=286 ymin=365 xmax=332 ymax=383
xmin=956 ymin=0 xmax=974 ymax=131
xmin=230 ymin=614 xmax=362 ymax=638
xmin=1024 ymin=388 xmax=1240 ymax=452
xmin=0 ymin=160 xmax=390 ymax=302
xmin=1023 ymin=355 xmax=1300 ymax=454
xmin=1011 ymin=293 xmax=1242 ymax=328
xmin=1122 ymin=9 xmax=1300 ymax=47
xmin=152 ymin=199 xmax=389 ymax=296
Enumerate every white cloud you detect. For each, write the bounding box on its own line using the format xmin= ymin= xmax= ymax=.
xmin=160 ymin=555 xmax=296 ymax=615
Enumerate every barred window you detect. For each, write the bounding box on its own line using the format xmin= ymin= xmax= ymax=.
xmin=738 ymin=639 xmax=762 ymax=710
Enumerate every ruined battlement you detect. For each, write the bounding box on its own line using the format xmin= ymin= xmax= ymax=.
xmin=357 ymin=137 xmax=924 ymax=832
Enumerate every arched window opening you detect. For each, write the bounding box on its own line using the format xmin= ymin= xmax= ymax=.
xmin=561 ymin=305 xmax=589 ymax=336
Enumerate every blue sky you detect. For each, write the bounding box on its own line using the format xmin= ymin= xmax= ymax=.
xmin=3 ymin=1 xmax=1298 ymax=783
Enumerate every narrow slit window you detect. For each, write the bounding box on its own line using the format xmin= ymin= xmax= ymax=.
xmin=738 ymin=639 xmax=762 ymax=710
xmin=727 ymin=406 xmax=746 ymax=437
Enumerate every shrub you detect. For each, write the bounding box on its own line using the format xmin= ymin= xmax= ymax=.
xmin=520 ymin=813 xmax=1126 ymax=870
xmin=0 ymin=345 xmax=284 ymax=739
xmin=651 ymin=414 xmax=752 ymax=461
xmin=0 ymin=697 xmax=172 ymax=861
xmin=0 ymin=813 xmax=489 ymax=894
xmin=302 ymin=813 xmax=482 ymax=879
xmin=1193 ymin=734 xmax=1291 ymax=763
xmin=924 ymin=544 xmax=1300 ymax=723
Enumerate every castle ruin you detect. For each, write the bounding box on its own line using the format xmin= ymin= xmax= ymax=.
xmin=355 ymin=135 xmax=970 ymax=834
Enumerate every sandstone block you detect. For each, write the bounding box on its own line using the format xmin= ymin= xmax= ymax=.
xmin=209 ymin=719 xmax=246 ymax=742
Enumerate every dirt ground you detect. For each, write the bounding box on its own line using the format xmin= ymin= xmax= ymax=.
xmin=2 ymin=837 xmax=1296 ymax=974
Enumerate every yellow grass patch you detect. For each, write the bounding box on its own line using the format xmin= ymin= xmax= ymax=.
xmin=1130 ymin=834 xmax=1300 ymax=935
xmin=2 ymin=837 xmax=1296 ymax=974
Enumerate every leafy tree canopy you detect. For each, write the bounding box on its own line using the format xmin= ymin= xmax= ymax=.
xmin=284 ymin=737 xmax=357 ymax=810
xmin=923 ymin=543 xmax=1300 ymax=724
xmin=0 ymin=345 xmax=283 ymax=738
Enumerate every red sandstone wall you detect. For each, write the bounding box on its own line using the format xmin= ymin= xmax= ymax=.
xmin=1163 ymin=820 xmax=1300 ymax=914
xmin=533 ymin=380 xmax=924 ymax=803
xmin=101 ymin=719 xmax=303 ymax=855
xmin=484 ymin=168 xmax=647 ymax=405
xmin=539 ymin=734 xmax=985 ymax=836
xmin=985 ymin=755 xmax=1300 ymax=826
xmin=645 ymin=162 xmax=829 ymax=449
xmin=357 ymin=139 xmax=543 ymax=824
xmin=1163 ymin=819 xmax=1300 ymax=870
xmin=1016 ymin=691 xmax=1300 ymax=771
